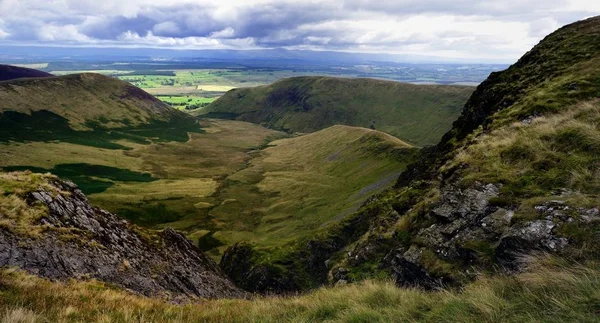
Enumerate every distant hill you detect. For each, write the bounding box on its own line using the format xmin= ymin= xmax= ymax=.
xmin=0 ymin=64 xmax=53 ymax=81
xmin=202 ymin=76 xmax=474 ymax=146
xmin=0 ymin=72 xmax=201 ymax=146
xmin=0 ymin=73 xmax=186 ymax=130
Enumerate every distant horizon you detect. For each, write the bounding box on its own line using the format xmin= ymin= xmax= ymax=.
xmin=1 ymin=1 xmax=599 ymax=64
xmin=0 ymin=44 xmax=516 ymax=65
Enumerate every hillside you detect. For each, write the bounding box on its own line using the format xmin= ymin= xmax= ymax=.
xmin=0 ymin=72 xmax=204 ymax=150
xmin=0 ymin=172 xmax=243 ymax=299
xmin=221 ymin=16 xmax=600 ymax=293
xmin=0 ymin=64 xmax=53 ymax=81
xmin=0 ymin=72 xmax=188 ymax=131
xmin=202 ymin=77 xmax=473 ymax=146
xmin=199 ymin=125 xmax=418 ymax=255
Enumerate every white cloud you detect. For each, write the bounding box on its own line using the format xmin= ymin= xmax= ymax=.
xmin=0 ymin=0 xmax=598 ymax=61
xmin=210 ymin=27 xmax=236 ymax=38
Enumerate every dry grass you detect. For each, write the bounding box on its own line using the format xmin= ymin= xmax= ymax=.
xmin=452 ymin=99 xmax=600 ymax=198
xmin=0 ymin=256 xmax=598 ymax=322
xmin=0 ymin=172 xmax=64 ymax=236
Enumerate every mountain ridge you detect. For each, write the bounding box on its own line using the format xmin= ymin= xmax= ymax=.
xmin=0 ymin=64 xmax=53 ymax=81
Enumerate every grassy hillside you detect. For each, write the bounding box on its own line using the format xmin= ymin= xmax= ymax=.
xmin=202 ymin=76 xmax=474 ymax=146
xmin=1 ymin=256 xmax=599 ymax=322
xmin=0 ymin=64 xmax=53 ymax=81
xmin=202 ymin=125 xmax=418 ymax=253
xmin=0 ymin=73 xmax=187 ymax=131
xmin=329 ymin=16 xmax=600 ymax=283
xmin=217 ymin=16 xmax=600 ymax=295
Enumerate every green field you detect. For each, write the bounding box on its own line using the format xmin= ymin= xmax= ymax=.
xmin=156 ymin=95 xmax=217 ymax=111
xmin=116 ymin=69 xmax=325 ymax=96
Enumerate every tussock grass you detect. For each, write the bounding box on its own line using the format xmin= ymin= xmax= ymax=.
xmin=0 ymin=257 xmax=599 ymax=322
xmin=0 ymin=172 xmax=62 ymax=236
xmin=453 ymin=100 xmax=600 ymax=199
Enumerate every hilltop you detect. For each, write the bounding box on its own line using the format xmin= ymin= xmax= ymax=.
xmin=0 ymin=72 xmax=187 ymax=131
xmin=221 ymin=16 xmax=600 ymax=293
xmin=0 ymin=72 xmax=203 ymax=148
xmin=202 ymin=76 xmax=473 ymax=146
xmin=0 ymin=64 xmax=53 ymax=81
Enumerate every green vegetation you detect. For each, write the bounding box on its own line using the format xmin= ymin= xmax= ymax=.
xmin=2 ymin=164 xmax=156 ymax=194
xmin=156 ymin=95 xmax=216 ymax=111
xmin=116 ymin=69 xmax=314 ymax=97
xmin=203 ymin=76 xmax=473 ymax=146
xmin=205 ymin=125 xmax=418 ymax=253
xmin=453 ymin=100 xmax=600 ymax=201
xmin=1 ymin=257 xmax=599 ymax=322
xmin=0 ymin=172 xmax=62 ymax=237
xmin=0 ymin=73 xmax=187 ymax=130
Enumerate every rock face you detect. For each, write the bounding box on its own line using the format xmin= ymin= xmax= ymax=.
xmin=0 ymin=179 xmax=244 ymax=299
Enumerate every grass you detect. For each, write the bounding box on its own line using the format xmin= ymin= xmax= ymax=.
xmin=207 ymin=125 xmax=418 ymax=253
xmin=156 ymin=95 xmax=216 ymax=107
xmin=0 ymin=73 xmax=187 ymax=131
xmin=453 ymin=100 xmax=600 ymax=200
xmin=0 ymin=172 xmax=63 ymax=237
xmin=0 ymin=256 xmax=599 ymax=322
xmin=203 ymin=76 xmax=474 ymax=146
xmin=0 ymin=118 xmax=417 ymax=258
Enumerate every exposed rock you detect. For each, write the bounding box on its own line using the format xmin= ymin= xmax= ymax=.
xmin=431 ymin=183 xmax=500 ymax=221
xmin=387 ymin=246 xmax=442 ymax=290
xmin=0 ymin=179 xmax=244 ymax=299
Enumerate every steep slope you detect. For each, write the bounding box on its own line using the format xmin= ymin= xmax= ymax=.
xmin=0 ymin=172 xmax=244 ymax=299
xmin=325 ymin=15 xmax=600 ymax=288
xmin=222 ymin=16 xmax=600 ymax=293
xmin=0 ymin=64 xmax=53 ymax=81
xmin=201 ymin=125 xmax=418 ymax=255
xmin=202 ymin=77 xmax=473 ymax=146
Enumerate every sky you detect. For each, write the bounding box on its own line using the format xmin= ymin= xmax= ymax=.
xmin=0 ymin=0 xmax=599 ymax=62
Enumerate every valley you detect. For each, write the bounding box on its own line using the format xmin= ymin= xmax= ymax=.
xmin=1 ymin=10 xmax=600 ymax=322
xmin=0 ymin=70 xmax=462 ymax=258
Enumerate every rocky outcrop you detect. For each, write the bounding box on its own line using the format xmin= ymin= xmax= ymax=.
xmin=0 ymin=179 xmax=244 ymax=299
xmin=345 ymin=183 xmax=600 ymax=289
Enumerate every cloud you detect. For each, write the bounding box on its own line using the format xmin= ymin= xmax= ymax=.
xmin=0 ymin=0 xmax=598 ymax=61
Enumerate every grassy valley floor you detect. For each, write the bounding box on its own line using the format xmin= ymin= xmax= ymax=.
xmin=0 ymin=119 xmax=416 ymax=257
